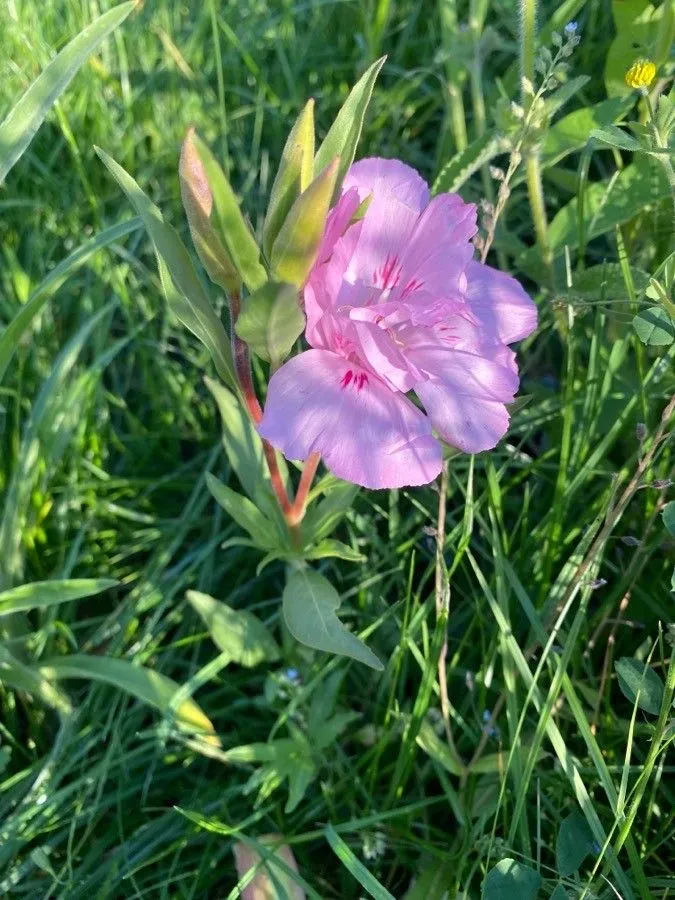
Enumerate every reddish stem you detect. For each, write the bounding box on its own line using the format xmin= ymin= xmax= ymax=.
xmin=288 ymin=452 xmax=321 ymax=526
xmin=229 ymin=290 xmax=293 ymax=518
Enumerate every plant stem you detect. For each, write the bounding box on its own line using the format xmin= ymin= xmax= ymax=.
xmin=520 ymin=0 xmax=552 ymax=280
xmin=229 ymin=290 xmax=293 ymax=519
xmin=287 ymin=452 xmax=321 ymax=527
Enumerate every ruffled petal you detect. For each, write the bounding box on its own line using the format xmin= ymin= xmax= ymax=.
xmin=465 ymin=260 xmax=538 ymax=344
xmin=396 ymin=194 xmax=477 ymax=299
xmin=416 ymin=379 xmax=511 ymax=454
xmin=342 ymin=157 xmax=430 ymax=213
xmin=258 ymin=349 xmax=442 ymax=488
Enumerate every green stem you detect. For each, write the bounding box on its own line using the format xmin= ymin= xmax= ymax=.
xmin=526 ymin=153 xmax=552 ymax=274
xmin=519 ymin=0 xmax=537 ymax=86
xmin=448 ymin=84 xmax=468 ymax=153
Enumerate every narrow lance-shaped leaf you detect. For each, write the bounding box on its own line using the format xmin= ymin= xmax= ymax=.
xmin=0 ymin=1 xmax=135 ymax=184
xmin=39 ymin=654 xmax=219 ymax=742
xmin=263 ymin=100 xmax=315 ymax=259
xmin=95 ymin=147 xmax=236 ymax=387
xmin=314 ymin=56 xmax=386 ymax=198
xmin=190 ymin=131 xmax=267 ymax=292
xmin=0 ymin=578 xmax=117 ymax=617
xmin=271 ymin=158 xmax=340 ymax=286
xmin=235 ymin=281 xmax=305 ymax=368
xmin=187 ymin=590 xmax=280 ymax=667
xmin=282 ymin=568 xmax=383 ymax=670
xmin=180 ymin=128 xmax=241 ymax=294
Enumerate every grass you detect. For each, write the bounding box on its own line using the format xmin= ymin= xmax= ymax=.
xmin=1 ymin=0 xmax=674 ymax=897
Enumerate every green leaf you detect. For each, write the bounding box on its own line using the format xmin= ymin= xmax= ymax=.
xmin=180 ymin=128 xmax=241 ymax=293
xmin=205 ymin=472 xmax=282 ymax=550
xmin=301 ymin=539 xmax=365 ymax=564
xmin=537 ymin=97 xmax=634 ymax=173
xmin=545 ymin=76 xmax=591 ymax=118
xmin=0 ymin=646 xmax=73 ymax=715
xmin=571 ymin=263 xmax=651 ymax=301
xmin=39 ymin=654 xmax=218 ymax=740
xmin=324 ymin=825 xmax=395 ymax=900
xmin=235 ymin=281 xmax=305 ymax=368
xmin=403 ymin=859 xmax=455 ymax=900
xmin=204 ymin=376 xmax=286 ymax=514
xmin=591 ymin=125 xmax=644 ymax=153
xmin=314 ymin=56 xmax=386 ymax=196
xmin=482 ymin=859 xmax=541 ymax=899
xmin=556 ymin=811 xmax=596 ymax=877
xmin=633 ymin=307 xmax=675 ymax=345
xmin=95 ymin=148 xmax=236 ymax=387
xmin=604 ymin=2 xmax=664 ymax=97
xmin=0 ymin=219 xmax=140 ymax=387
xmin=263 ymin=100 xmax=316 ymax=259
xmin=662 ymin=501 xmax=675 ymax=536
xmin=225 ymin=738 xmax=315 ymax=813
xmin=432 ymin=133 xmax=502 ymax=196
xmin=615 ymin=657 xmax=665 ymax=715
xmin=550 ymin=887 xmax=569 ymax=900
xmin=0 ymin=578 xmax=117 ymax=617
xmin=522 ymin=162 xmax=668 ymax=266
xmin=282 ymin=569 xmax=382 ymax=670
xmin=186 ymin=590 xmax=279 ymax=667
xmin=302 ymin=480 xmax=359 ymax=543
xmin=271 ymin=158 xmax=340 ymax=286
xmin=0 ymin=2 xmax=134 ymax=184
xmin=415 ymin=718 xmax=464 ymax=776
xmin=189 ymin=131 xmax=267 ymax=292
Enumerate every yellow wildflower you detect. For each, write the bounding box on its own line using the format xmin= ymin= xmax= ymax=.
xmin=625 ymin=58 xmax=656 ymax=89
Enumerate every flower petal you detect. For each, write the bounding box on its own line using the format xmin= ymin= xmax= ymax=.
xmin=465 ymin=260 xmax=538 ymax=344
xmin=342 ymin=157 xmax=430 ymax=213
xmin=259 ymin=349 xmax=442 ymax=488
xmin=405 ymin=338 xmax=520 ymax=403
xmin=416 ymin=379 xmax=511 ymax=454
xmin=396 ymin=194 xmax=477 ymax=299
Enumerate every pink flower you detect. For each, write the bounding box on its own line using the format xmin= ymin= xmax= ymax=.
xmin=258 ymin=158 xmax=537 ymax=489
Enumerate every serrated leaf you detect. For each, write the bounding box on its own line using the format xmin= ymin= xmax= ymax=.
xmin=432 ymin=132 xmax=502 ymax=196
xmin=591 ymin=125 xmax=644 ymax=153
xmin=556 ymin=811 xmax=596 ymax=876
xmin=271 ymin=158 xmax=340 ymax=286
xmin=615 ymin=657 xmax=664 ymax=714
xmin=96 ymin=148 xmax=236 ymax=387
xmin=0 ymin=2 xmax=134 ymax=184
xmin=314 ymin=56 xmax=386 ymax=197
xmin=263 ymin=100 xmax=316 ymax=259
xmin=663 ymin=501 xmax=675 ymax=536
xmin=282 ymin=569 xmax=382 ymax=669
xmin=0 ymin=578 xmax=117 ymax=617
xmin=189 ymin=131 xmax=267 ymax=292
xmin=180 ymin=129 xmax=241 ymax=293
xmin=233 ymin=836 xmax=306 ymax=900
xmin=633 ymin=306 xmax=675 ymax=345
xmin=235 ymin=281 xmax=305 ymax=368
xmin=205 ymin=473 xmax=282 ymax=550
xmin=482 ymin=858 xmax=541 ymax=899
xmin=39 ymin=654 xmax=218 ymax=740
xmin=187 ymin=590 xmax=279 ymax=667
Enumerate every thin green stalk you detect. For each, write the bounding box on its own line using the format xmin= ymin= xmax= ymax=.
xmin=520 ymin=0 xmax=552 ymax=279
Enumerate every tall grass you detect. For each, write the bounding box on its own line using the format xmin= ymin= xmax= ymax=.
xmin=1 ymin=0 xmax=674 ymax=897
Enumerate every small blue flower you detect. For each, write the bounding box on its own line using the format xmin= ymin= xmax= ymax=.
xmin=285 ymin=667 xmax=300 ymax=682
xmin=564 ymin=21 xmax=578 ymax=34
